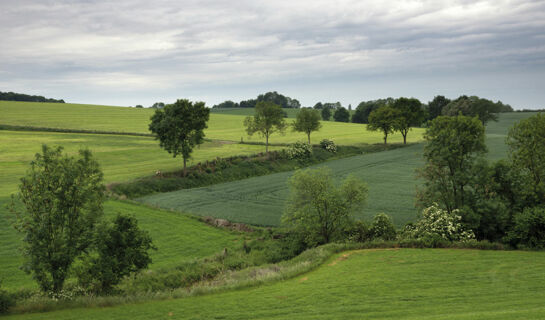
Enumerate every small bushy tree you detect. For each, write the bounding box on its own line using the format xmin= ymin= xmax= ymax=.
xmin=333 ymin=107 xmax=350 ymax=122
xmin=321 ymin=107 xmax=331 ymax=121
xmin=293 ymin=108 xmax=322 ymax=144
xmin=244 ymin=101 xmax=287 ymax=153
xmin=367 ymin=106 xmax=400 ymax=144
xmin=286 ymin=142 xmax=313 ymax=160
xmin=410 ymin=204 xmax=475 ymax=241
xmin=370 ymin=213 xmax=397 ymax=240
xmin=391 ymin=97 xmax=425 ymax=144
xmin=506 ymin=207 xmax=545 ymax=249
xmin=282 ymin=169 xmax=367 ymax=246
xmin=0 ymin=282 xmax=13 ymax=314
xmin=12 ymin=145 xmax=104 ymax=293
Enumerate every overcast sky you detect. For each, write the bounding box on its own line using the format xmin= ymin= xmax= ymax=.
xmin=1 ymin=0 xmax=544 ymax=109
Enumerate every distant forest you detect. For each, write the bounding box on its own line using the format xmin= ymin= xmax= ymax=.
xmin=0 ymin=91 xmax=65 ymax=103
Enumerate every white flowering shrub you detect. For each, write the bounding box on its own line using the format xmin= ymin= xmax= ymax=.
xmin=411 ymin=204 xmax=475 ymax=241
xmin=286 ymin=142 xmax=313 ymax=159
xmin=319 ymin=139 xmax=337 ymax=153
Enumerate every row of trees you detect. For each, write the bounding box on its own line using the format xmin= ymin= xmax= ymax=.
xmin=0 ymin=91 xmax=65 ymax=103
xmin=213 ymin=91 xmax=301 ymax=109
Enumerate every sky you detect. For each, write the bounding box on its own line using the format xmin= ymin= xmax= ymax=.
xmin=1 ymin=0 xmax=544 ymax=109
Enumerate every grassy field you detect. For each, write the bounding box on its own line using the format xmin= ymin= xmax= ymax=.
xmin=0 ymin=199 xmax=240 ymax=290
xmin=6 ymin=248 xmax=545 ymax=319
xmin=211 ymin=107 xmax=300 ymax=118
xmin=138 ymin=112 xmax=538 ymax=227
xmin=0 ymin=101 xmax=423 ymax=145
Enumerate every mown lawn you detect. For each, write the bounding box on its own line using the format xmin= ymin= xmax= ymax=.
xmin=6 ymin=249 xmax=545 ymax=319
xmin=0 ymin=200 xmax=240 ymax=290
xmin=138 ymin=112 xmax=538 ymax=227
xmin=0 ymin=101 xmax=423 ymax=145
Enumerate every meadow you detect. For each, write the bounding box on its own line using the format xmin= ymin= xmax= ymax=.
xmin=138 ymin=112 xmax=536 ymax=227
xmin=5 ymin=249 xmax=545 ymax=319
xmin=0 ymin=101 xmax=423 ymax=145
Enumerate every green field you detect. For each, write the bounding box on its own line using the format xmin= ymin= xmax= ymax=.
xmin=211 ymin=107 xmax=301 ymax=118
xmin=6 ymin=249 xmax=545 ymax=319
xmin=0 ymin=101 xmax=423 ymax=145
xmin=138 ymin=112 xmax=537 ymax=227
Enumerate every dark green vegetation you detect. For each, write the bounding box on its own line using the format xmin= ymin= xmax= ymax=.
xmin=213 ymin=91 xmax=301 ymax=109
xmin=138 ymin=113 xmax=537 ymax=227
xmin=244 ymin=101 xmax=287 ymax=153
xmin=6 ymin=249 xmax=545 ymax=320
xmin=0 ymin=91 xmax=64 ymax=103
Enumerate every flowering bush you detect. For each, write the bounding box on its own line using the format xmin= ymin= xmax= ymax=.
xmin=319 ymin=139 xmax=337 ymax=153
xmin=410 ymin=204 xmax=475 ymax=241
xmin=286 ymin=142 xmax=313 ymax=160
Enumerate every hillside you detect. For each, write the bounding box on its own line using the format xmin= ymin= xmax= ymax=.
xmin=5 ymin=249 xmax=545 ymax=319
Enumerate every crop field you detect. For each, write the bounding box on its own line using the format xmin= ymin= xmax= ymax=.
xmin=6 ymin=249 xmax=545 ymax=320
xmin=138 ymin=112 xmax=538 ymax=227
xmin=210 ymin=107 xmax=301 ymax=118
xmin=0 ymin=200 xmax=240 ymax=290
xmin=0 ymin=101 xmax=423 ymax=145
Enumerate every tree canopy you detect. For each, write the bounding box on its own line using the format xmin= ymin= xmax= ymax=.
xmin=149 ymin=99 xmax=210 ymax=176
xmin=213 ymin=91 xmax=300 ymax=109
xmin=293 ymin=108 xmax=322 ymax=144
xmin=0 ymin=91 xmax=64 ymax=103
xmin=391 ymin=97 xmax=425 ymax=144
xmin=367 ymin=106 xmax=401 ymax=144
xmin=426 ymin=95 xmax=451 ymax=121
xmin=321 ymin=107 xmax=331 ymax=121
xmin=244 ymin=101 xmax=287 ymax=153
xmin=333 ymin=107 xmax=350 ymax=122
xmin=352 ymin=98 xmax=394 ymax=124
xmin=442 ymin=95 xmax=501 ymax=125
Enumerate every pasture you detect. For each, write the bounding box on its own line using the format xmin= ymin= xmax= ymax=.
xmin=138 ymin=112 xmax=537 ymax=227
xmin=6 ymin=249 xmax=545 ymax=319
xmin=0 ymin=101 xmax=423 ymax=145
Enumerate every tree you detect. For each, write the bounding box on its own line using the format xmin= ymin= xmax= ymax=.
xmin=507 ymin=113 xmax=545 ymax=200
xmin=367 ymin=106 xmax=401 ymax=144
xmin=212 ymin=100 xmax=238 ymax=108
xmin=77 ymin=214 xmax=155 ymax=293
xmin=506 ymin=207 xmax=545 ymax=249
xmin=293 ymin=108 xmax=322 ymax=143
xmin=442 ymin=95 xmax=500 ymax=125
xmin=321 ymin=107 xmax=331 ymax=121
xmin=427 ymin=95 xmax=450 ymax=121
xmin=244 ymin=101 xmax=287 ymax=153
xmin=149 ymin=99 xmax=210 ymax=176
xmin=313 ymin=102 xmax=323 ymax=109
xmin=333 ymin=107 xmax=350 ymax=122
xmin=282 ymin=169 xmax=367 ymax=246
xmin=370 ymin=213 xmax=397 ymax=240
xmin=392 ymin=97 xmax=425 ymax=144
xmin=352 ymin=98 xmax=394 ymax=124
xmin=151 ymin=102 xmax=165 ymax=109
xmin=417 ymin=115 xmax=487 ymax=228
xmin=12 ymin=145 xmax=104 ymax=292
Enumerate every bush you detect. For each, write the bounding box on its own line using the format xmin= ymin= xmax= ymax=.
xmin=319 ymin=139 xmax=337 ymax=153
xmin=506 ymin=207 xmax=545 ymax=249
xmin=344 ymin=220 xmax=371 ymax=242
xmin=286 ymin=142 xmax=313 ymax=160
xmin=408 ymin=204 xmax=475 ymax=242
xmin=0 ymin=282 xmax=14 ymax=314
xmin=370 ymin=213 xmax=397 ymax=240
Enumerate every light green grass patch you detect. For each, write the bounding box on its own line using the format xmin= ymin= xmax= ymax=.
xmin=6 ymin=249 xmax=545 ymax=319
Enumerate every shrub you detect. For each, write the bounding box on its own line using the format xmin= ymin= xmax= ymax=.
xmin=506 ymin=207 xmax=545 ymax=249
xmin=0 ymin=282 xmax=14 ymax=314
xmin=370 ymin=213 xmax=397 ymax=240
xmin=286 ymin=142 xmax=313 ymax=160
xmin=409 ymin=204 xmax=475 ymax=242
xmin=319 ymin=139 xmax=337 ymax=153
xmin=344 ymin=220 xmax=371 ymax=242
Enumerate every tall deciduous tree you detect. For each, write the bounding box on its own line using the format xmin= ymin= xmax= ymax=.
xmin=149 ymin=99 xmax=210 ymax=176
xmin=392 ymin=97 xmax=425 ymax=144
xmin=367 ymin=106 xmax=401 ymax=144
xmin=293 ymin=108 xmax=322 ymax=144
xmin=321 ymin=107 xmax=331 ymax=121
xmin=333 ymin=107 xmax=350 ymax=122
xmin=12 ymin=145 xmax=104 ymax=293
xmin=427 ymin=95 xmax=450 ymax=121
xmin=442 ymin=95 xmax=500 ymax=125
xmin=282 ymin=169 xmax=367 ymax=245
xmin=244 ymin=101 xmax=287 ymax=153
xmin=417 ymin=115 xmax=487 ymax=226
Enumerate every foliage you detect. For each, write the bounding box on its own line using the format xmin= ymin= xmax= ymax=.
xmin=333 ymin=107 xmax=350 ymax=122
xmin=0 ymin=91 xmax=64 ymax=103
xmin=507 ymin=113 xmax=545 ymax=201
xmin=506 ymin=207 xmax=545 ymax=249
xmin=149 ymin=99 xmax=210 ymax=175
xmin=321 ymin=107 xmax=331 ymax=121
xmin=367 ymin=106 xmax=401 ymax=144
xmin=282 ymin=169 xmax=368 ymax=246
xmin=77 ymin=214 xmax=155 ymax=293
xmin=442 ymin=95 xmax=501 ymax=125
xmin=408 ymin=204 xmax=475 ymax=241
xmin=319 ymin=139 xmax=337 ymax=153
xmin=352 ymin=98 xmax=394 ymax=124
xmin=292 ymin=108 xmax=322 ymax=143
xmin=214 ymin=91 xmax=300 ymax=109
xmin=0 ymin=282 xmax=14 ymax=314
xmin=391 ymin=97 xmax=426 ymax=144
xmin=344 ymin=220 xmax=371 ymax=242
xmin=426 ymin=95 xmax=451 ymax=121
xmin=150 ymin=102 xmax=165 ymax=109
xmin=212 ymin=100 xmax=239 ymax=108
xmin=11 ymin=145 xmax=105 ymax=293
xmin=370 ymin=213 xmax=397 ymax=240
xmin=244 ymin=101 xmax=287 ymax=153
xmin=417 ymin=115 xmax=486 ymax=225
xmin=285 ymin=142 xmax=313 ymax=160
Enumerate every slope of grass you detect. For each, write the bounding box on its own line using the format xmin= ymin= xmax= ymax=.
xmin=6 ymin=249 xmax=545 ymax=319
xmin=0 ymin=101 xmax=423 ymax=145
xmin=210 ymin=107 xmax=300 ymax=118
xmin=138 ymin=112 xmax=538 ymax=227
xmin=0 ymin=199 xmax=240 ymax=290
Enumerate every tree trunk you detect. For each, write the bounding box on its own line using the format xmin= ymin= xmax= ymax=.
xmin=403 ymin=132 xmax=407 ymax=144
xmin=183 ymin=157 xmax=187 ymax=177
xmin=384 ymin=132 xmax=388 ymax=145
xmin=307 ymin=133 xmax=311 ymax=144
xmin=265 ymin=134 xmax=269 ymax=154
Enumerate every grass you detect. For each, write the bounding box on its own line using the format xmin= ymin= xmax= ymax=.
xmin=5 ymin=248 xmax=545 ymax=319
xmin=0 ymin=101 xmax=423 ymax=145
xmin=210 ymin=107 xmax=301 ymax=118
xmin=138 ymin=112 xmax=539 ymax=227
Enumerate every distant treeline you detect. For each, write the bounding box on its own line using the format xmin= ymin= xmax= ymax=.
xmin=0 ymin=91 xmax=65 ymax=103
xmin=213 ymin=91 xmax=301 ymax=109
